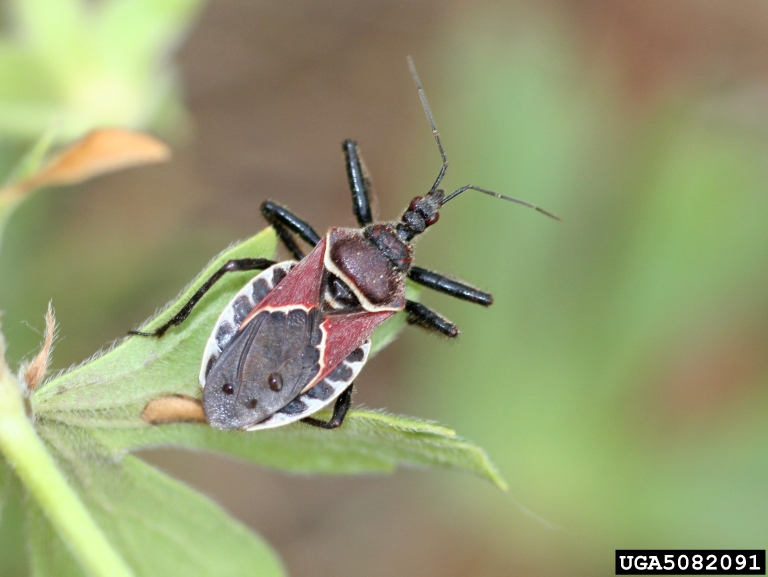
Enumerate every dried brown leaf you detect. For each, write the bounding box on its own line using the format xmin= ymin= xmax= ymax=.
xmin=25 ymin=129 xmax=171 ymax=189
xmin=23 ymin=304 xmax=56 ymax=391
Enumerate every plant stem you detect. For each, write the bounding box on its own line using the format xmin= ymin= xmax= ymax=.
xmin=0 ymin=356 xmax=134 ymax=577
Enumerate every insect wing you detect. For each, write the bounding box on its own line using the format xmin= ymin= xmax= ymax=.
xmin=199 ymin=261 xmax=297 ymax=387
xmin=200 ymin=237 xmax=395 ymax=430
xmin=249 ymin=237 xmax=329 ymax=311
xmin=203 ymin=305 xmax=324 ymax=429
xmin=314 ymin=310 xmax=394 ymax=382
xmin=244 ymin=340 xmax=371 ymax=430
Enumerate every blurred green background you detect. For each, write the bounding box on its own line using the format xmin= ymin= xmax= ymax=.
xmin=2 ymin=0 xmax=768 ymax=575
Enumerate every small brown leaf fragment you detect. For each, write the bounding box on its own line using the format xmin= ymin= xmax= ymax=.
xmin=0 ymin=129 xmax=171 ymax=207
xmin=23 ymin=304 xmax=56 ymax=392
xmin=142 ymin=395 xmax=206 ymax=425
xmin=25 ymin=129 xmax=171 ymax=189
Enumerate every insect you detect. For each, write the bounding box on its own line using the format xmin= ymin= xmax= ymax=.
xmin=132 ymin=58 xmax=558 ymax=431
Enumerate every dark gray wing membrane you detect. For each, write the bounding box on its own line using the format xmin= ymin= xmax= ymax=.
xmin=245 ymin=339 xmax=370 ymax=431
xmin=203 ymin=307 xmax=323 ymax=429
xmin=199 ymin=261 xmax=297 ymax=386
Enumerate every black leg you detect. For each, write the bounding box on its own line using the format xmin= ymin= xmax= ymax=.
xmin=408 ymin=266 xmax=493 ymax=306
xmin=405 ymin=300 xmax=459 ymax=338
xmin=261 ymin=201 xmax=322 ymax=260
xmin=343 ymin=140 xmax=374 ymax=226
xmin=301 ymin=384 xmax=354 ymax=429
xmin=130 ymin=258 xmax=275 ymax=337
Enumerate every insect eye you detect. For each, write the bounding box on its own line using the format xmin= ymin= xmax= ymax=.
xmin=409 ymin=196 xmax=422 ymax=211
xmin=222 ymin=383 xmax=235 ymax=395
xmin=425 ymin=212 xmax=439 ymax=226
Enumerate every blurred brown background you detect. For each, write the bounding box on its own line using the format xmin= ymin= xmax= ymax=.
xmin=3 ymin=0 xmax=768 ymax=575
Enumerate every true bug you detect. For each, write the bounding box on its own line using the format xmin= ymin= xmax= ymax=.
xmin=132 ymin=58 xmax=558 ymax=431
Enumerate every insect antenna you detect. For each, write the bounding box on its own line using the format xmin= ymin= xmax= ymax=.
xmin=442 ymin=184 xmax=561 ymax=221
xmin=407 ymin=56 xmax=448 ymax=192
xmin=408 ymin=56 xmax=560 ymax=222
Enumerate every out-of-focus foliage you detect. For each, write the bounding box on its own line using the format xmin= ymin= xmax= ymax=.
xmin=0 ymin=0 xmax=203 ymax=142
xmin=0 ymin=0 xmax=206 ymax=377
xmin=404 ymin=8 xmax=768 ymax=573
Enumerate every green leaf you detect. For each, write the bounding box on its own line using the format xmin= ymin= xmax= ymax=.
xmin=95 ymin=409 xmax=507 ymax=489
xmin=29 ymin=426 xmax=284 ymax=577
xmin=0 ymin=458 xmax=30 ymax=577
xmin=28 ymin=499 xmax=84 ymax=577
